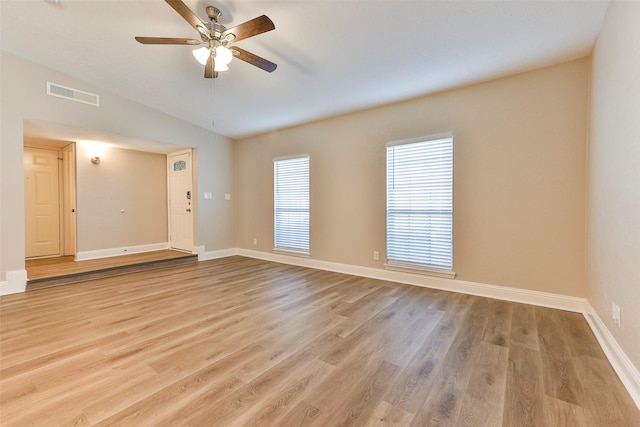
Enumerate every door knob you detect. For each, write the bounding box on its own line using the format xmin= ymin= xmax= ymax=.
xmin=186 ymin=208 xmax=191 ymax=212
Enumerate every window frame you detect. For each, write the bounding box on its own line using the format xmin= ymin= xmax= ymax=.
xmin=273 ymin=154 xmax=310 ymax=256
xmin=385 ymin=133 xmax=455 ymax=278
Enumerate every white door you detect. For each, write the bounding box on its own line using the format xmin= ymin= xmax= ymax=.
xmin=168 ymin=150 xmax=194 ymax=252
xmin=24 ymin=147 xmax=61 ymax=258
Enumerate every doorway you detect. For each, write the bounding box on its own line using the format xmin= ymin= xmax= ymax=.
xmin=23 ymin=141 xmax=76 ymax=259
xmin=167 ymin=149 xmax=194 ymax=253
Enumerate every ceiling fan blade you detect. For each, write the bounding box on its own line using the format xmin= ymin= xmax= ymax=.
xmin=204 ymin=55 xmax=218 ymax=79
xmin=232 ymin=47 xmax=277 ymax=73
xmin=222 ymin=15 xmax=274 ymax=42
xmin=165 ymin=0 xmax=210 ymax=37
xmin=135 ymin=37 xmax=201 ymax=45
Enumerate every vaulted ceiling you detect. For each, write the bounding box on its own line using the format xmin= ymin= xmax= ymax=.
xmin=1 ymin=1 xmax=610 ymax=139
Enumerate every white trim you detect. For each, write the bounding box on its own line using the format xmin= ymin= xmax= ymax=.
xmin=583 ymin=302 xmax=640 ymax=409
xmin=198 ymin=246 xmax=239 ymax=262
xmin=76 ymin=242 xmax=170 ymax=261
xmin=237 ymin=249 xmax=585 ymax=312
xmin=386 ymin=132 xmax=454 ymax=148
xmin=385 ymin=263 xmax=456 ymax=279
xmin=273 ymin=153 xmax=310 ymax=162
xmin=0 ymin=270 xmax=28 ymax=296
xmin=273 ymin=248 xmax=310 ymax=258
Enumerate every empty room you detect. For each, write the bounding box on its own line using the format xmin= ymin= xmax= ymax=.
xmin=1 ymin=0 xmax=639 ymax=425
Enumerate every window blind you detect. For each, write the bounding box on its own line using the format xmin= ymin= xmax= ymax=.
xmin=274 ymin=155 xmax=310 ymax=253
xmin=386 ymin=135 xmax=453 ymax=270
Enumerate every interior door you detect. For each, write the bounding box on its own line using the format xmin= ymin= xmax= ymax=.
xmin=168 ymin=150 xmax=194 ymax=252
xmin=24 ymin=146 xmax=61 ymax=258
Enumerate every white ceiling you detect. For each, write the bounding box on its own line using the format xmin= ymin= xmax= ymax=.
xmin=1 ymin=0 xmax=610 ymax=140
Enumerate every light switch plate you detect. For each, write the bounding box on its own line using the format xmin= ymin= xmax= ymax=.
xmin=612 ymin=303 xmax=621 ymax=326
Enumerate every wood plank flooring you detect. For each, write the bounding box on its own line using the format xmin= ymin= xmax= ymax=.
xmin=1 ymin=256 xmax=638 ymax=426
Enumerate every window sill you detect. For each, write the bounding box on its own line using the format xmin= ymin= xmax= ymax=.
xmin=384 ymin=262 xmax=456 ymax=279
xmin=273 ymin=248 xmax=310 ymax=258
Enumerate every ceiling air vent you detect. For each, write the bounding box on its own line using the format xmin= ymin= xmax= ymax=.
xmin=46 ymin=81 xmax=100 ymax=107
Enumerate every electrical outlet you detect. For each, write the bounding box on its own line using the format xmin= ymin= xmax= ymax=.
xmin=253 ymin=238 xmax=258 ymax=246
xmin=373 ymin=251 xmax=379 ymax=260
xmin=612 ymin=303 xmax=621 ymax=327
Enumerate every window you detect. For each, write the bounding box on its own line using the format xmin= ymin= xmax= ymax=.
xmin=274 ymin=155 xmax=310 ymax=254
xmin=386 ymin=134 xmax=453 ymax=272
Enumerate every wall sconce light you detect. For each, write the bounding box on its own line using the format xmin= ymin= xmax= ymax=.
xmin=81 ymin=140 xmax=109 ymax=164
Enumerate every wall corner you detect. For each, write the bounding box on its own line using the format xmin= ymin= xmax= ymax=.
xmin=0 ymin=269 xmax=28 ymax=295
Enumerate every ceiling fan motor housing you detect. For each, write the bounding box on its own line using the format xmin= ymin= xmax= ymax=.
xmin=207 ymin=22 xmax=227 ymax=41
xmin=206 ymin=6 xmax=221 ymax=22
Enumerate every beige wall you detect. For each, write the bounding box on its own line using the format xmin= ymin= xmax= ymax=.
xmin=195 ymin=140 xmax=235 ymax=253
xmin=236 ymin=58 xmax=589 ymax=296
xmin=588 ymin=1 xmax=640 ymax=370
xmin=0 ymin=52 xmax=235 ymax=282
xmin=76 ymin=142 xmax=167 ymax=252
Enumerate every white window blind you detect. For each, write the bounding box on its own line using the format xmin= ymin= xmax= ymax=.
xmin=386 ymin=135 xmax=453 ymax=271
xmin=274 ymin=156 xmax=310 ymax=254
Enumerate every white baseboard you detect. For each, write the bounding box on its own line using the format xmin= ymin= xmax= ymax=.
xmin=198 ymin=246 xmax=239 ymax=261
xmin=583 ymin=302 xmax=640 ymax=409
xmin=0 ymin=270 xmax=28 ymax=296
xmin=76 ymin=242 xmax=170 ymax=261
xmin=236 ymin=248 xmax=586 ymax=312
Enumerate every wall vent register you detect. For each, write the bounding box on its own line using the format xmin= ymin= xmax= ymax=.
xmin=46 ymin=81 xmax=100 ymax=107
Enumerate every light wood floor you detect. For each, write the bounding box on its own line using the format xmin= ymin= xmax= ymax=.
xmin=1 ymin=257 xmax=638 ymax=426
xmin=25 ymin=250 xmax=194 ymax=281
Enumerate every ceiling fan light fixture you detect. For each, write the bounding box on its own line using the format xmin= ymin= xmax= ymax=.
xmin=214 ymin=63 xmax=229 ymax=72
xmin=192 ymin=46 xmax=210 ymax=65
xmin=215 ymin=45 xmax=233 ymax=66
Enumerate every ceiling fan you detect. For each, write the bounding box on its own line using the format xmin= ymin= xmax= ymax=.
xmin=135 ymin=0 xmax=277 ymax=78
